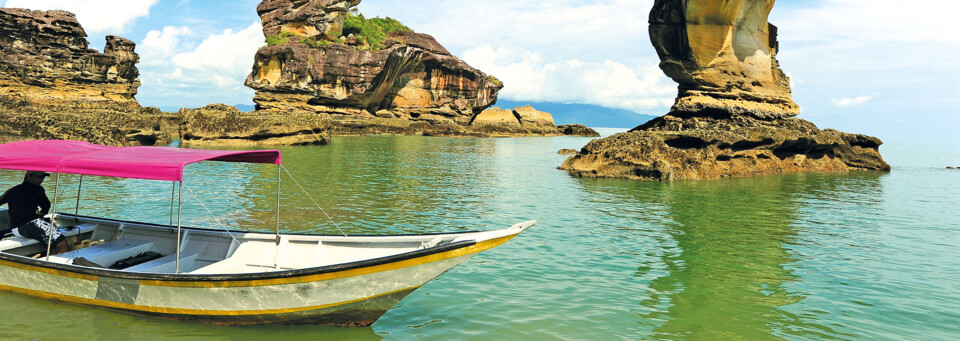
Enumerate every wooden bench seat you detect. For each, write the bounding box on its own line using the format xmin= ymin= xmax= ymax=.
xmin=125 ymin=252 xmax=199 ymax=273
xmin=47 ymin=239 xmax=153 ymax=267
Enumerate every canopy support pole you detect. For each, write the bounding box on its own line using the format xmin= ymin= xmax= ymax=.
xmin=169 ymin=181 xmax=176 ymax=229
xmin=73 ymin=175 xmax=82 ymax=221
xmin=45 ymin=172 xmax=61 ymax=261
xmin=275 ymin=164 xmax=281 ymax=245
xmin=176 ymin=181 xmax=182 ymax=274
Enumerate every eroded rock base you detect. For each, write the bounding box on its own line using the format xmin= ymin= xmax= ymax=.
xmin=0 ymin=96 xmax=170 ymax=146
xmin=558 ymin=115 xmax=890 ymax=181
xmin=177 ymin=104 xmax=332 ymax=146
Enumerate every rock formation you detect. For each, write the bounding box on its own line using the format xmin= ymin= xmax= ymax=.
xmin=246 ymin=0 xmax=501 ymax=123
xmin=177 ymin=104 xmax=331 ymax=146
xmin=0 ymin=7 xmax=334 ymax=147
xmin=258 ymin=0 xmax=360 ymax=41
xmin=244 ymin=0 xmax=596 ymax=137
xmin=0 ymin=8 xmax=140 ymax=105
xmin=557 ymin=124 xmax=600 ymax=137
xmin=0 ymin=96 xmax=173 ymax=146
xmin=471 ymin=107 xmax=522 ymax=133
xmin=513 ymin=105 xmax=558 ymax=134
xmin=0 ymin=4 xmax=596 ymax=146
xmin=649 ymin=0 xmax=796 ymax=119
xmin=559 ymin=0 xmax=889 ymax=181
xmin=0 ymin=8 xmax=169 ymax=146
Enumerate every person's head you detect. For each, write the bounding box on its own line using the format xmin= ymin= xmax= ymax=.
xmin=24 ymin=171 xmax=50 ymax=185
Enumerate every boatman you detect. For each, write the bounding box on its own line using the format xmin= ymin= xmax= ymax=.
xmin=0 ymin=171 xmax=68 ymax=254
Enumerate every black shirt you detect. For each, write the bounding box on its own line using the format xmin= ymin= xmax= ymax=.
xmin=0 ymin=181 xmax=50 ymax=229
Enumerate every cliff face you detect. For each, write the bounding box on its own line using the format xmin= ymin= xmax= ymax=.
xmin=258 ymin=0 xmax=360 ymax=41
xmin=0 ymin=8 xmax=168 ymax=146
xmin=559 ymin=0 xmax=889 ymax=181
xmin=0 ymin=8 xmax=140 ymax=105
xmin=245 ymin=0 xmax=502 ymax=125
xmin=649 ymin=0 xmax=796 ymax=119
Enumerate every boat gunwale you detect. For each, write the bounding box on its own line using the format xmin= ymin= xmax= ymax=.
xmin=58 ymin=213 xmax=485 ymax=238
xmin=0 ymin=214 xmax=487 ymax=282
xmin=0 ymin=239 xmax=477 ymax=282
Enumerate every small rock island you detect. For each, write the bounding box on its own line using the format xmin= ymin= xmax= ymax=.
xmin=559 ymin=0 xmax=890 ymax=180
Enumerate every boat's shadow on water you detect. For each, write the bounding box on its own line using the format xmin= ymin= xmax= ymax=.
xmin=572 ymin=171 xmax=885 ymax=340
xmin=0 ymin=291 xmax=382 ymax=339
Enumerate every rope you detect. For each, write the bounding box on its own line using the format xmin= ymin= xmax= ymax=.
xmin=280 ymin=165 xmax=346 ymax=236
xmin=182 ymin=183 xmax=240 ymax=246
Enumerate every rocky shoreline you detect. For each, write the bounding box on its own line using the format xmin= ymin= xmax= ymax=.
xmin=0 ymin=2 xmax=597 ymax=146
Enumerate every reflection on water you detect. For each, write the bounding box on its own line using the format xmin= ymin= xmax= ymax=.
xmin=0 ymin=136 xmax=957 ymax=340
xmin=639 ymin=174 xmax=881 ymax=339
xmin=0 ymin=290 xmax=379 ymax=340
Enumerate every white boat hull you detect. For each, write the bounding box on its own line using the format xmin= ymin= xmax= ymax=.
xmin=0 ymin=215 xmax=535 ymax=325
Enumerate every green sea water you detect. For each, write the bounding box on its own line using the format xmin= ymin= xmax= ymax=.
xmin=0 ymin=133 xmax=958 ymax=340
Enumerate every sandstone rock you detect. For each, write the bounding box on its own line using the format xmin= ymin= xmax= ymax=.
xmin=258 ymin=0 xmax=360 ymax=40
xmin=513 ymin=105 xmax=554 ymax=126
xmin=558 ymin=0 xmax=889 ymax=180
xmin=0 ymin=8 xmax=140 ymax=106
xmin=557 ymin=149 xmax=578 ymax=155
xmin=472 ymin=107 xmax=518 ymax=125
xmin=513 ymin=105 xmax=560 ymax=135
xmin=559 ymin=116 xmax=889 ymax=180
xmin=557 ymin=124 xmax=600 ymax=137
xmin=177 ymin=104 xmax=332 ymax=146
xmin=0 ymin=96 xmax=171 ymax=146
xmin=468 ymin=107 xmax=524 ymax=135
xmin=246 ymin=1 xmax=501 ymax=123
xmin=649 ymin=0 xmax=797 ymax=119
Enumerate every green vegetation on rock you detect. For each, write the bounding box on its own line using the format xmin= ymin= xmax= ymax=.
xmin=300 ymin=37 xmax=328 ymax=49
xmin=265 ymin=31 xmax=296 ymax=47
xmin=343 ymin=12 xmax=411 ymax=51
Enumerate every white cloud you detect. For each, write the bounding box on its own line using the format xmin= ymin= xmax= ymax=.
xmin=363 ymin=0 xmax=651 ymax=57
xmin=138 ymin=22 xmax=263 ymax=105
xmin=4 ymin=0 xmax=157 ymax=33
xmin=171 ymin=23 xmax=262 ymax=80
xmin=772 ymin=0 xmax=960 ymax=73
xmin=830 ymin=95 xmax=873 ymax=108
xmin=463 ymin=45 xmax=675 ymax=112
xmin=139 ymin=26 xmax=193 ymax=66
xmin=774 ymin=0 xmax=959 ymax=45
xmin=360 ymin=0 xmax=672 ymax=112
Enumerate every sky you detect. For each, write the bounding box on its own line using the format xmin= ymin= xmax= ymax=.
xmin=2 ymin=0 xmax=958 ymax=145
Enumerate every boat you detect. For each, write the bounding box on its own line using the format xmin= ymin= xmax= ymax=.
xmin=0 ymin=140 xmax=534 ymax=326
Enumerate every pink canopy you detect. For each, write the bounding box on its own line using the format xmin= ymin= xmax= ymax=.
xmin=0 ymin=140 xmax=281 ymax=181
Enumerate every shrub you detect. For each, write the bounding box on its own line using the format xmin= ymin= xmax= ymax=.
xmin=300 ymin=37 xmax=328 ymax=49
xmin=265 ymin=31 xmax=297 ymax=47
xmin=342 ymin=12 xmax=411 ymax=51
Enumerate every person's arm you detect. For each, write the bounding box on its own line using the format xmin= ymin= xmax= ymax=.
xmin=0 ymin=188 xmax=10 ymax=206
xmin=38 ymin=188 xmax=50 ymax=216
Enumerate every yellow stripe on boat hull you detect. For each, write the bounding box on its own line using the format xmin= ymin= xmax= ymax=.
xmin=0 ymin=282 xmax=417 ymax=316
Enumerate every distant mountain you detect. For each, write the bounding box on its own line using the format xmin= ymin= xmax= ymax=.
xmin=493 ymin=99 xmax=659 ymax=129
xmin=233 ymin=104 xmax=256 ymax=112
xmin=150 ymin=101 xmax=657 ymax=129
xmin=150 ymin=104 xmax=257 ymax=112
xmin=152 ymin=105 xmax=181 ymax=112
